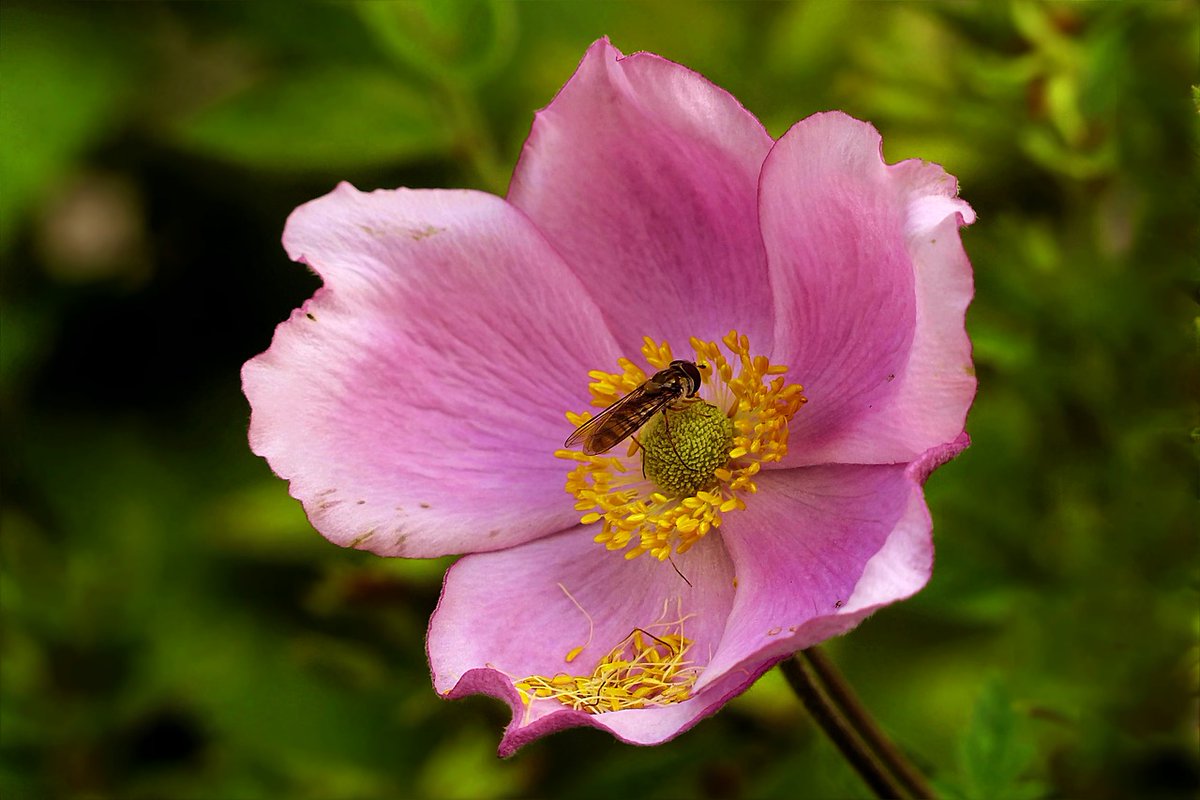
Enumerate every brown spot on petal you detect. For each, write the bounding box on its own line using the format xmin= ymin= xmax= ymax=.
xmin=305 ymin=312 xmax=316 ymax=321
xmin=488 ymin=529 xmax=501 ymax=538
xmin=767 ymin=627 xmax=782 ymax=636
xmin=350 ymin=529 xmax=377 ymax=547
xmin=419 ymin=502 xmax=431 ymax=509
xmin=408 ymin=224 xmax=444 ymax=241
xmin=356 ymin=500 xmax=366 ymax=505
xmin=358 ymin=222 xmax=444 ymax=241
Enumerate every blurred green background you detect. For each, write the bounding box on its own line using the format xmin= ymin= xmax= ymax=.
xmin=1 ymin=1 xmax=1196 ymax=798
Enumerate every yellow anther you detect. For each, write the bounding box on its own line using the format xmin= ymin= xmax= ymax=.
xmin=557 ymin=330 xmax=805 ymax=560
xmin=513 ymin=611 xmax=699 ymax=714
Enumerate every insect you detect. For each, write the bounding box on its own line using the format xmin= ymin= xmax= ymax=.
xmin=565 ymin=360 xmax=707 ymax=456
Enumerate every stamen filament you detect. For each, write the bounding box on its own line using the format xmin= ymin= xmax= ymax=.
xmin=514 ymin=605 xmax=699 ymax=714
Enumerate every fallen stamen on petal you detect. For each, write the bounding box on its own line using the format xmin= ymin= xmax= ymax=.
xmin=514 ymin=606 xmax=699 ymax=713
xmin=557 ymin=331 xmax=806 ymax=560
xmin=557 ymin=582 xmax=594 ymax=664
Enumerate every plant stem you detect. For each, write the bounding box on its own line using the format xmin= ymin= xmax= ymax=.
xmin=442 ymin=80 xmax=510 ymax=196
xmin=781 ymin=648 xmax=935 ymax=799
xmin=803 ymin=647 xmax=936 ymax=798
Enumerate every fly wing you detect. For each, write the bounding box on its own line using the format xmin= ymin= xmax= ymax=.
xmin=564 ymin=385 xmax=673 ymax=455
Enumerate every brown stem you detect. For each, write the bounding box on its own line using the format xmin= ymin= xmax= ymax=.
xmin=802 ymin=648 xmax=936 ymax=799
xmin=781 ymin=648 xmax=935 ymax=799
xmin=780 ymin=653 xmax=909 ymax=798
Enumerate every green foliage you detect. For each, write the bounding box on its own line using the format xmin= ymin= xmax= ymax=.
xmin=0 ymin=6 xmax=137 ymax=248
xmin=1 ymin=1 xmax=1196 ymax=799
xmin=174 ymin=68 xmax=454 ymax=173
xmin=356 ymin=0 xmax=517 ymax=84
xmin=939 ymin=682 xmax=1044 ymax=800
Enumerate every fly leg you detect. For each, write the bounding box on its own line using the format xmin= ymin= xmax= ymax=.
xmin=661 ymin=410 xmax=701 ymax=472
xmin=630 ymin=435 xmax=647 ymax=478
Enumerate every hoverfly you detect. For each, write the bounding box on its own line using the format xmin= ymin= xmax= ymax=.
xmin=565 ymin=360 xmax=707 ymax=456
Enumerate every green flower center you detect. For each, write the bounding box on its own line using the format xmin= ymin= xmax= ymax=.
xmin=556 ymin=331 xmax=806 ymax=560
xmin=641 ymin=402 xmax=735 ymax=497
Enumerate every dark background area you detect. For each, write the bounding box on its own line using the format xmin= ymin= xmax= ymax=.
xmin=1 ymin=2 xmax=1196 ymax=798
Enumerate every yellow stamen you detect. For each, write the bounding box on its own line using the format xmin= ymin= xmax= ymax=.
xmin=556 ymin=582 xmax=594 ymax=664
xmin=514 ymin=607 xmax=698 ymax=714
xmin=557 ymin=331 xmax=806 ymax=559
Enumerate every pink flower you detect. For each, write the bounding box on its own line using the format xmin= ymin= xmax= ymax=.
xmin=242 ymin=39 xmax=975 ymax=755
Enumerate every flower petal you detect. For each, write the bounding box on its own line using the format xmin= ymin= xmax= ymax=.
xmin=696 ymin=436 xmax=967 ymax=689
xmin=243 ymin=183 xmax=619 ymax=557
xmin=762 ymin=112 xmax=975 ymax=465
xmin=428 ymin=524 xmax=743 ymax=751
xmin=509 ymin=38 xmax=776 ymax=354
xmin=443 ymin=657 xmax=782 ymax=757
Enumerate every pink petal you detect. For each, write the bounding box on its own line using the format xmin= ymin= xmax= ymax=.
xmin=509 ymin=38 xmax=776 ymax=355
xmin=428 ymin=525 xmax=743 ymax=751
xmin=444 ymin=657 xmax=782 ymax=756
xmin=838 ymin=434 xmax=968 ymax=612
xmin=696 ymin=436 xmax=966 ymax=689
xmin=243 ymin=183 xmax=620 ymax=557
xmin=762 ymin=112 xmax=975 ymax=465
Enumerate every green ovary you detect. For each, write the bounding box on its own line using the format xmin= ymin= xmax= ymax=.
xmin=641 ymin=402 xmax=735 ymax=497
